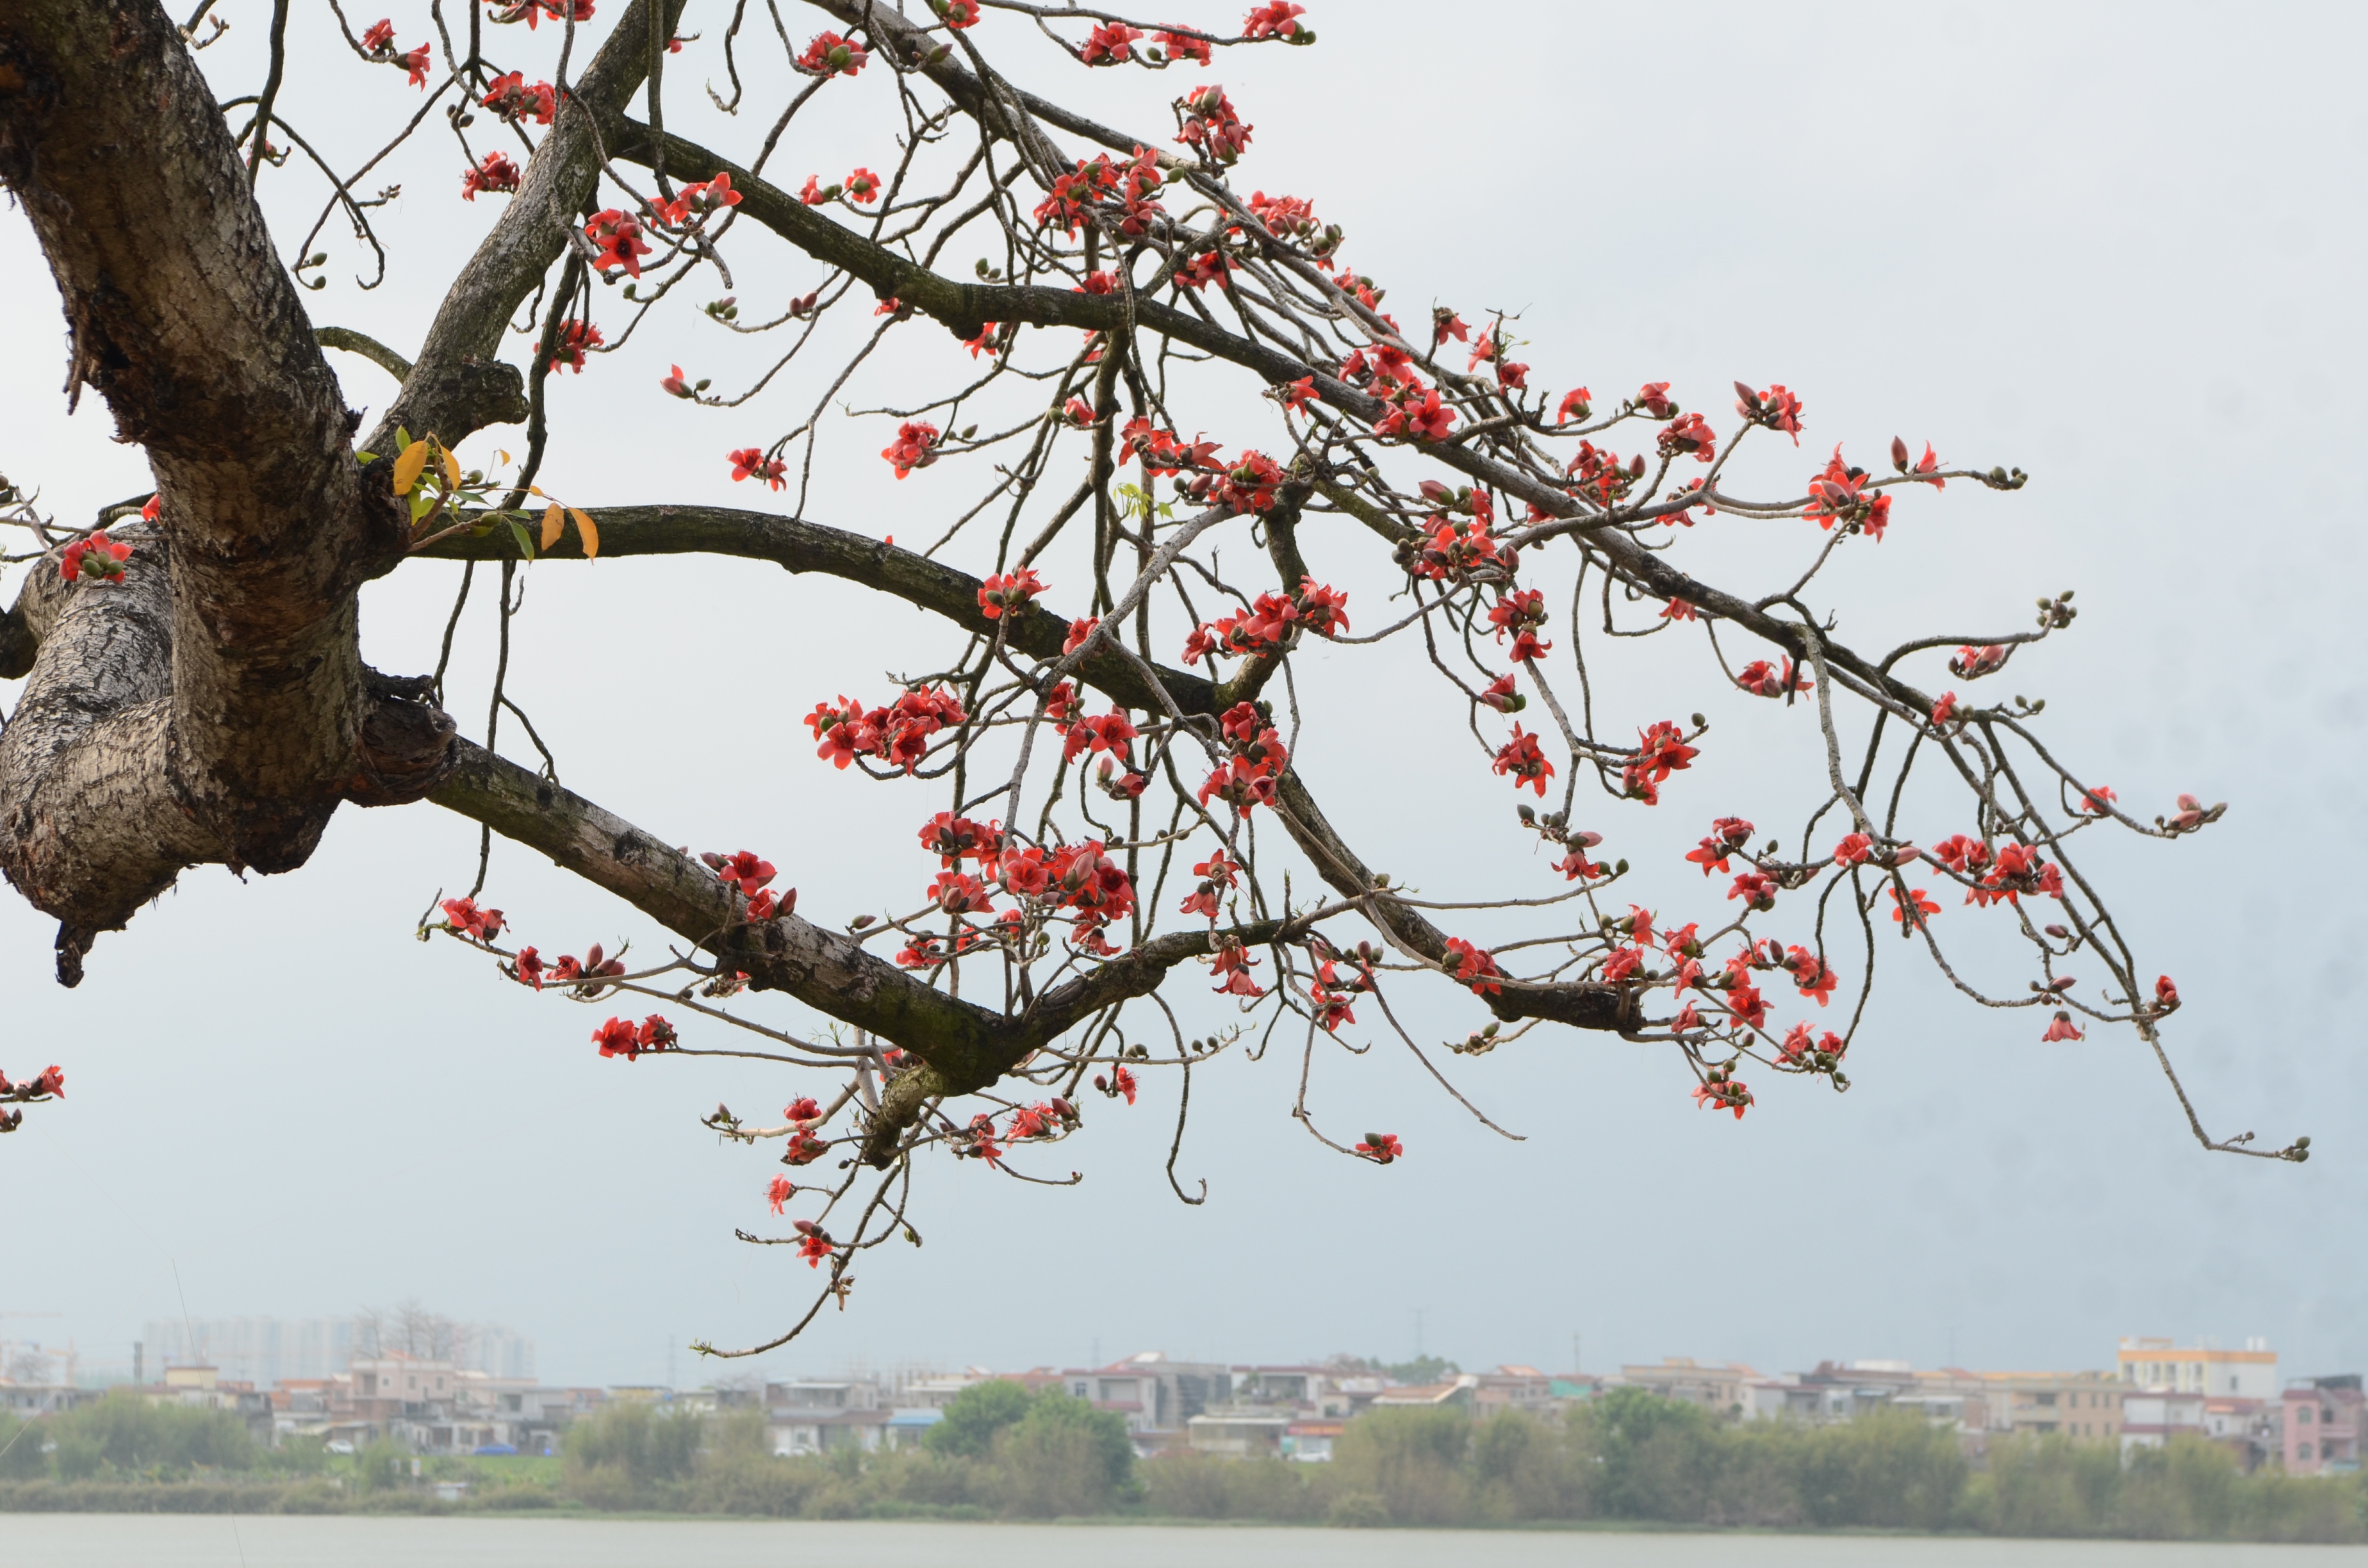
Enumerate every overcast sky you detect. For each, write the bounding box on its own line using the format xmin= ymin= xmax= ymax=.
xmin=2 ymin=1 xmax=2362 ymax=1391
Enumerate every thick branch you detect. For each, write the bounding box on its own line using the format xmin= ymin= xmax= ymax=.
xmin=0 ymin=0 xmax=430 ymax=971
xmin=368 ymin=0 xmax=686 ymax=455
xmin=425 ymin=505 xmax=1631 ymax=1032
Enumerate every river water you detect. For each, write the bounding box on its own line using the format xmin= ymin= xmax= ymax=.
xmin=4 ymin=1517 xmax=2363 ymax=1568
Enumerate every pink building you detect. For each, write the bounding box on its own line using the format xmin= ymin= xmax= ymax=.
xmin=2283 ymin=1377 xmax=2364 ymax=1474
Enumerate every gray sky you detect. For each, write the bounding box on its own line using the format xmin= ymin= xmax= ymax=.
xmin=2 ymin=1 xmax=2362 ymax=1390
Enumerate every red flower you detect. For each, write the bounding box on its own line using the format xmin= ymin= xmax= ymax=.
xmin=941 ymin=0 xmax=982 ymax=26
xmin=1491 ymin=726 xmax=1554 ymax=797
xmin=1208 ymin=937 xmax=1264 ymax=997
xmin=1726 ymin=870 xmax=1777 ymax=912
xmin=1433 ymin=309 xmax=1472 ymax=348
xmin=1242 ymin=3 xmax=1309 ymax=41
xmin=921 ymin=812 xmax=1001 ymax=866
xmin=656 ymin=173 xmax=742 ymax=227
xmin=1930 ymin=691 xmax=1959 ymax=728
xmin=882 ymin=421 xmax=939 ymax=478
xmin=784 ymin=1130 xmax=828 ymax=1165
xmin=440 ymin=896 xmax=504 ymax=943
xmin=1174 ymin=83 xmax=1253 ymax=165
xmin=723 ymin=448 xmax=783 ymax=491
xmin=461 ymin=152 xmax=522 ymax=206
xmin=660 ymin=364 xmax=695 ymax=398
xmin=480 ymin=72 xmax=557 ymax=126
xmin=1080 ymin=22 xmax=1144 ymax=63
xmin=1217 ymin=450 xmax=1285 ymax=514
xmin=1892 ymin=436 xmax=1946 ymax=489
xmin=361 ymin=18 xmax=395 ymax=51
xmin=1633 ymin=382 xmax=1675 ymax=418
xmin=2155 ymin=976 xmax=2180 ymax=1009
xmin=1093 ymin=1064 xmax=1139 ymax=1104
xmin=712 ymin=850 xmax=777 ymax=897
xmin=786 ymin=1097 xmax=821 ymax=1123
xmin=1375 ymin=384 xmax=1458 ymax=443
xmin=767 ymin=1175 xmax=793 ymax=1215
xmin=1733 ymin=382 xmax=1805 ymax=442
xmin=1950 ymin=643 xmax=2011 ymax=680
xmin=1156 ymin=28 xmax=1213 ymax=63
xmin=744 ymin=888 xmax=793 ymax=920
xmin=593 ymin=1017 xmax=641 ymax=1059
xmin=1691 ymin=1075 xmax=1753 ymax=1120
xmin=1725 ymin=981 xmax=1768 ymax=1031
xmin=1931 ymin=834 xmax=1991 ymax=875
xmin=513 ymin=947 xmax=546 ymax=990
xmin=1735 ymin=658 xmax=1810 ymax=699
xmin=792 ymin=1219 xmax=832 ymax=1264
xmin=1889 ymin=885 xmax=1940 ymax=928
xmin=1786 ymin=945 xmax=1839 ymax=1006
xmin=2080 ymin=784 xmax=2117 ymax=815
xmin=844 ymin=168 xmax=883 ymax=205
xmin=1354 ymin=1132 xmax=1404 ymax=1164
xmin=548 ymin=318 xmax=602 ymax=373
xmin=978 ymin=568 xmax=1046 ymax=621
xmin=584 ymin=209 xmax=652 ymax=279
xmin=400 ymin=43 xmax=432 ymax=87
xmin=1832 ymin=832 xmax=1873 ymax=867
xmin=798 ymin=31 xmax=867 ymax=77
xmin=1620 ymin=721 xmax=1698 ymax=804
xmin=60 ymin=530 xmax=133 ymax=585
xmin=1556 ymin=387 xmax=1593 ymax=423
xmin=1656 ymin=412 xmax=1716 ymax=464
xmin=2041 ymin=1011 xmax=2084 ymax=1043
xmin=1443 ymin=937 xmax=1502 ymax=995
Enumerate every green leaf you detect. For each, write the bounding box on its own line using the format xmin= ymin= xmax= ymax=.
xmin=355 ymin=450 xmax=379 ymax=465
xmin=394 ymin=427 xmax=412 ymax=451
xmin=506 ymin=516 xmax=536 ymax=561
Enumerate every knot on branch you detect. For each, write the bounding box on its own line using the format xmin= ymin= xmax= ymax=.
xmin=344 ymin=667 xmax=458 ymax=807
xmin=861 ymin=1061 xmax=946 ymax=1169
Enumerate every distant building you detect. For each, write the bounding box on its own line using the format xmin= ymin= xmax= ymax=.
xmin=2117 ymin=1337 xmax=2277 ymax=1399
xmin=1061 ymin=1352 xmax=1232 ymax=1450
xmin=1982 ymin=1371 xmax=2124 ymax=1442
xmin=1617 ymin=1358 xmax=1760 ymax=1413
xmin=764 ymin=1378 xmax=887 ymax=1455
xmin=140 ymin=1315 xmax=534 ymax=1387
xmin=2283 ymin=1376 xmax=2364 ymax=1475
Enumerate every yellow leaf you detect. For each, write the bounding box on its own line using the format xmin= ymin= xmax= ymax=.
xmin=527 ymin=484 xmax=545 ymax=498
xmin=570 ymin=508 xmax=600 ymax=560
xmin=391 ymin=439 xmax=429 ymax=496
xmin=439 ymin=445 xmax=460 ymax=490
xmin=540 ymin=503 xmax=563 ymax=551
xmin=495 ymin=450 xmax=511 ymax=466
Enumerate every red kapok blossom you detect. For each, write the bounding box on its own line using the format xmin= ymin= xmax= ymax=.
xmin=440 ymin=896 xmax=504 ymax=943
xmin=978 ymin=568 xmax=1046 ymax=621
xmin=1080 ymin=22 xmax=1145 ymax=63
xmin=584 ymin=209 xmax=651 ymax=278
xmin=1491 ymin=726 xmax=1554 ymax=797
xmin=2041 ymin=1011 xmax=2084 ymax=1043
xmin=549 ymin=318 xmax=602 ymax=373
xmin=1355 ymin=1132 xmax=1403 ymax=1163
xmin=481 ymin=72 xmax=557 ymax=126
xmin=767 ymin=1175 xmax=794 ymax=1214
xmin=728 ymin=448 xmax=787 ymax=490
xmin=60 ymin=530 xmax=133 ymax=585
xmin=461 ymin=151 xmax=520 ymax=200
xmin=798 ymin=30 xmax=867 ymax=76
xmin=882 ymin=421 xmax=939 ymax=478
xmin=712 ymin=850 xmax=777 ymax=897
xmin=1243 ymin=3 xmax=1310 ymax=41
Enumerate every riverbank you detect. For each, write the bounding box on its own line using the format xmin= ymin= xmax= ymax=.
xmin=13 ymin=1514 xmax=2368 ymax=1568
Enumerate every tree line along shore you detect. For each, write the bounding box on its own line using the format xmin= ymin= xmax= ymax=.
xmin=3 ymin=1382 xmax=2362 ymax=1541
